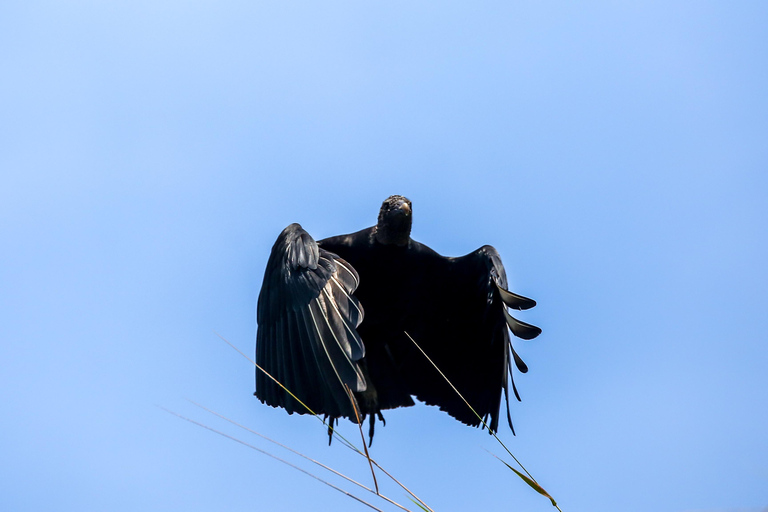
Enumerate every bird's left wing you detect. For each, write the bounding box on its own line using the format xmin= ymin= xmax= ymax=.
xmin=404 ymin=244 xmax=540 ymax=434
xmin=255 ymin=223 xmax=366 ymax=419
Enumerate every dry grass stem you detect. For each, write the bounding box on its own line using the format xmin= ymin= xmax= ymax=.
xmin=214 ymin=331 xmax=434 ymax=512
xmin=404 ymin=331 xmax=561 ymax=511
xmin=160 ymin=406 xmax=387 ymax=511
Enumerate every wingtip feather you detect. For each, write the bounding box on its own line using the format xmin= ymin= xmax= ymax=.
xmin=496 ymin=283 xmax=537 ymax=310
xmin=503 ymin=308 xmax=542 ymax=340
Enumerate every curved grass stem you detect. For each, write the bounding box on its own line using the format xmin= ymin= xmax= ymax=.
xmin=404 ymin=331 xmax=561 ymax=511
xmin=214 ymin=331 xmax=434 ymax=512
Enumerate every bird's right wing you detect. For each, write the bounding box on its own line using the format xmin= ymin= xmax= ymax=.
xmin=255 ymin=223 xmax=366 ymax=419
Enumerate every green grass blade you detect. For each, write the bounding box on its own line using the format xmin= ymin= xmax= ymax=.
xmin=409 ymin=497 xmax=432 ymax=512
xmin=489 ymin=452 xmax=558 ymax=508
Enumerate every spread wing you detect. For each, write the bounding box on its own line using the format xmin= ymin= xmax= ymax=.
xmin=402 ymin=244 xmax=541 ymax=434
xmin=255 ymin=223 xmax=366 ymax=419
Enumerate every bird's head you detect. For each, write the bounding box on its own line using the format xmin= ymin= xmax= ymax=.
xmin=375 ymin=195 xmax=412 ymax=246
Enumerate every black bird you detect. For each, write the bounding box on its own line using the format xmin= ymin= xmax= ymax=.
xmin=255 ymin=195 xmax=540 ymax=442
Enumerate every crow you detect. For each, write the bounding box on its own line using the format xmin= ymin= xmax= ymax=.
xmin=255 ymin=195 xmax=540 ymax=443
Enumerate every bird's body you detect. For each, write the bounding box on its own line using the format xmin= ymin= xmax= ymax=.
xmin=255 ymin=196 xmax=540 ymax=442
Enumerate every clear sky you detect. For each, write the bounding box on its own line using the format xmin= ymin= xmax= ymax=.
xmin=2 ymin=2 xmax=767 ymax=511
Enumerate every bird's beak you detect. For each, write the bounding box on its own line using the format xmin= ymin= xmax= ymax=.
xmin=398 ymin=202 xmax=411 ymax=216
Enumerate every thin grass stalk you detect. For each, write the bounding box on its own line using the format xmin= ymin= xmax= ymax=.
xmin=367 ymin=461 xmax=434 ymax=512
xmin=404 ymin=331 xmax=561 ymax=511
xmin=215 ymin=332 xmax=356 ymax=451
xmin=186 ymin=402 xmax=414 ymax=512
xmin=160 ymin=407 xmax=386 ymax=512
xmin=345 ymin=384 xmax=380 ymax=495
xmin=214 ymin=331 xmax=435 ymax=512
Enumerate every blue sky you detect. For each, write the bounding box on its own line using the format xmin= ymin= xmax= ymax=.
xmin=2 ymin=2 xmax=767 ymax=511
